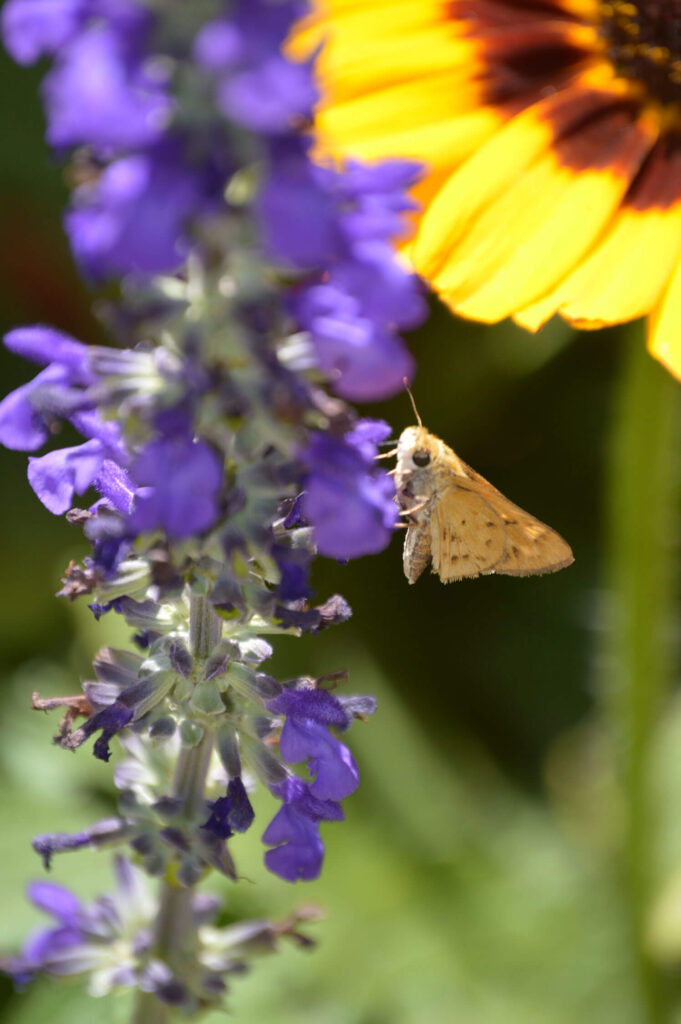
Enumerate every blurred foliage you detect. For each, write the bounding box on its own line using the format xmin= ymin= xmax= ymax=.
xmin=3 ymin=35 xmax=681 ymax=1024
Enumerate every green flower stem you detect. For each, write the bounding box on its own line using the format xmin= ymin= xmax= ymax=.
xmin=602 ymin=328 xmax=681 ymax=1024
xmin=189 ymin=592 xmax=223 ymax=660
xmin=131 ymin=992 xmax=169 ymax=1024
xmin=132 ymin=593 xmax=222 ymax=1023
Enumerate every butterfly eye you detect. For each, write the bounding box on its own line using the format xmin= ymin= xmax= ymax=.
xmin=412 ymin=450 xmax=431 ymax=467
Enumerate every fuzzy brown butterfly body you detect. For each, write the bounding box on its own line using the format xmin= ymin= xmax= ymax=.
xmin=394 ymin=425 xmax=574 ymax=584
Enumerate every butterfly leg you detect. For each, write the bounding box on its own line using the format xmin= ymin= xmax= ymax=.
xmin=398 ymin=500 xmax=429 ymax=517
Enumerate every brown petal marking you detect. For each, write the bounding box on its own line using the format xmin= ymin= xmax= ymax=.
xmin=461 ymin=16 xmax=597 ymax=113
xmin=450 ymin=0 xmax=582 ymax=31
xmin=552 ymin=100 xmax=652 ymax=172
xmin=624 ymin=133 xmax=681 ymax=210
xmin=540 ymin=86 xmax=631 ymax=136
xmin=481 ymin=47 xmax=591 ymax=109
xmin=443 ymin=0 xmax=594 ymax=111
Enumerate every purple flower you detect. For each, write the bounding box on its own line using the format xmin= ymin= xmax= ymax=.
xmin=194 ymin=0 xmax=317 ymax=133
xmin=43 ymin=16 xmax=169 ymax=151
xmin=0 ymin=326 xmax=98 ymax=450
xmin=301 ymin=422 xmax=398 ymax=559
xmin=0 ymin=325 xmax=100 ymax=450
xmin=66 ymin=668 xmax=175 ymax=761
xmin=263 ymin=777 xmax=343 ymax=883
xmin=257 ymin=141 xmax=341 ymax=268
xmin=94 ymin=460 xmax=136 ymax=515
xmin=257 ymin=137 xmax=423 ymax=400
xmin=286 ymin=723 xmax=359 ymax=801
xmin=194 ymin=0 xmax=312 ymax=113
xmin=28 ymin=439 xmax=111 ymax=515
xmin=66 ymin=148 xmax=204 ymax=278
xmin=331 ymin=241 xmax=426 ymax=329
xmin=202 ymin=778 xmax=255 ymax=840
xmin=338 ymin=159 xmax=424 ymax=240
xmin=268 ymin=688 xmax=359 ymax=801
xmin=267 ymin=688 xmax=350 ymax=729
xmin=219 ymin=55 xmax=317 ymax=134
xmin=1 ymin=328 xmax=138 ymax=513
xmin=298 ymin=283 xmax=415 ymax=401
xmin=192 ymin=18 xmax=241 ymax=70
xmin=16 ymin=883 xmax=89 ymax=980
xmin=194 ymin=3 xmax=318 ymax=133
xmin=273 ymin=544 xmax=311 ymax=602
xmin=0 ymin=365 xmax=73 ymax=451
xmin=33 ymin=819 xmax=129 ymax=869
xmin=3 ymin=857 xmax=153 ymax=987
xmin=345 ymin=419 xmax=395 ymax=459
xmin=4 ymin=324 xmax=93 ymax=376
xmin=85 ymin=702 xmax=134 ymax=762
xmin=1 ymin=0 xmax=86 ymax=65
xmin=127 ymin=435 xmax=223 ymax=539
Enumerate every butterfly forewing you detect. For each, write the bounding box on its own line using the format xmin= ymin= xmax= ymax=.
xmin=475 ymin=483 xmax=574 ymax=576
xmin=430 ymin=485 xmax=506 ymax=581
xmin=428 ymin=478 xmax=573 ymax=581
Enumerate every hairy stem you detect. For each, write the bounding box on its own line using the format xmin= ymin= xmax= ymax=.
xmin=131 ymin=992 xmax=170 ymax=1024
xmin=601 ymin=327 xmax=681 ymax=1024
xmin=131 ymin=592 xmax=221 ymax=1023
xmin=189 ymin=591 xmax=223 ymax=660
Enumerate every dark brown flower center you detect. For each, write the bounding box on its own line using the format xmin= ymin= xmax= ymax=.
xmin=599 ymin=2 xmax=681 ymax=106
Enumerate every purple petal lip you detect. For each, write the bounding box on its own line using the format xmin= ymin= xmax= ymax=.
xmin=43 ymin=23 xmax=170 ymax=151
xmin=301 ymin=429 xmax=398 ymax=560
xmin=4 ymin=325 xmax=92 ymax=375
xmin=1 ymin=0 xmax=86 ymax=65
xmin=28 ymin=439 xmax=107 ymax=515
xmin=66 ymin=149 xmax=203 ymax=278
xmin=127 ymin=435 xmax=223 ymax=538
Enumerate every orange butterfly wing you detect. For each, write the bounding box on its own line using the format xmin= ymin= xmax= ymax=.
xmin=429 ymin=478 xmax=574 ymax=582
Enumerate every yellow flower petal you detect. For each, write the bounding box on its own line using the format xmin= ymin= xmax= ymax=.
xmin=412 ymin=97 xmax=561 ymax=280
xmin=292 ymin=0 xmax=456 ymax=94
xmin=314 ymin=72 xmax=500 ymax=167
xmin=446 ymin=164 xmax=638 ymax=322
xmin=315 ymin=69 xmax=479 ymax=144
xmin=430 ymin=105 xmax=656 ymax=320
xmin=517 ymin=204 xmax=681 ymax=331
xmin=302 ymin=25 xmax=471 ymax=104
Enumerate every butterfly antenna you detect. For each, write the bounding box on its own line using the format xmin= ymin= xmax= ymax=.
xmin=403 ymin=377 xmax=422 ymax=427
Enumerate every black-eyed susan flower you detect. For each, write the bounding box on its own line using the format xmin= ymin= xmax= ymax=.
xmin=294 ymin=1 xmax=681 ymax=378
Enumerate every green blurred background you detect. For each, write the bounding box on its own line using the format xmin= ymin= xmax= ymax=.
xmin=3 ymin=38 xmax=681 ymax=1024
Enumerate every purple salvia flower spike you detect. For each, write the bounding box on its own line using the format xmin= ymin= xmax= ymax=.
xmin=0 ymin=0 xmax=425 ymax=1007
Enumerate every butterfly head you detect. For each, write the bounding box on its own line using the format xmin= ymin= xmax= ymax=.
xmin=394 ymin=426 xmax=443 ymax=492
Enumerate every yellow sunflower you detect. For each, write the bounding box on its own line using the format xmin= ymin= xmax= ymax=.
xmin=292 ymin=1 xmax=681 ymax=378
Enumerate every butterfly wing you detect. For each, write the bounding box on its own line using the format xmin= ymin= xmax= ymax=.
xmin=430 ymin=479 xmax=573 ymax=582
xmin=429 ymin=485 xmax=507 ymax=581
